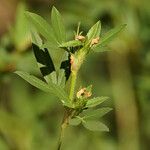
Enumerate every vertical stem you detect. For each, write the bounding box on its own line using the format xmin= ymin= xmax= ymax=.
xmin=69 ymin=72 xmax=77 ymax=101
xmin=57 ymin=107 xmax=73 ymax=150
xmin=57 ymin=123 xmax=66 ymax=150
xmin=57 ymin=61 xmax=78 ymax=150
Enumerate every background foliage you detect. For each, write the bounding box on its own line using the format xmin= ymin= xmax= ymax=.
xmin=0 ymin=0 xmax=150 ymax=150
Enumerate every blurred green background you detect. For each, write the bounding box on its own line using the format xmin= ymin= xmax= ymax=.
xmin=0 ymin=0 xmax=150 ymax=150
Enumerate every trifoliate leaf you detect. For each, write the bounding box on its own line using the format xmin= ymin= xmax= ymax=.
xmin=82 ymin=107 xmax=112 ymax=119
xmin=15 ymin=71 xmax=70 ymax=105
xmin=82 ymin=120 xmax=109 ymax=132
xmin=86 ymin=96 xmax=109 ymax=108
xmin=69 ymin=117 xmax=82 ymax=126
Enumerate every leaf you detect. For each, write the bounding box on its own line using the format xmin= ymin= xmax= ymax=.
xmin=51 ymin=72 xmax=57 ymax=84
xmin=87 ymin=21 xmax=101 ymax=41
xmin=42 ymin=41 xmax=58 ymax=50
xmin=57 ymin=69 xmax=66 ymax=88
xmin=95 ymin=24 xmax=127 ymax=51
xmin=59 ymin=40 xmax=83 ymax=48
xmin=69 ymin=117 xmax=81 ymax=126
xmin=86 ymin=96 xmax=109 ymax=108
xmin=13 ymin=3 xmax=30 ymax=51
xmin=15 ymin=71 xmax=71 ymax=106
xmin=82 ymin=107 xmax=112 ymax=119
xmin=30 ymin=28 xmax=42 ymax=47
xmin=51 ymin=6 xmax=66 ymax=43
xmin=15 ymin=71 xmax=53 ymax=92
xmin=82 ymin=120 xmax=109 ymax=132
xmin=32 ymin=44 xmax=55 ymax=80
xmin=25 ymin=11 xmax=57 ymax=44
xmin=41 ymin=73 xmax=57 ymax=86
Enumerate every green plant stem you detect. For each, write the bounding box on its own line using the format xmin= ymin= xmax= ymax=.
xmin=69 ymin=72 xmax=77 ymax=101
xmin=57 ymin=108 xmax=73 ymax=150
xmin=57 ymin=70 xmax=77 ymax=150
xmin=57 ymin=122 xmax=66 ymax=150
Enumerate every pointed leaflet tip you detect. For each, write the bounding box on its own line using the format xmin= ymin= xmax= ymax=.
xmin=87 ymin=20 xmax=101 ymax=41
xmin=51 ymin=6 xmax=66 ymax=43
xmin=94 ymin=23 xmax=127 ymax=52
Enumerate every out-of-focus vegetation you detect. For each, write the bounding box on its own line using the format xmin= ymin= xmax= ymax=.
xmin=0 ymin=0 xmax=149 ymax=150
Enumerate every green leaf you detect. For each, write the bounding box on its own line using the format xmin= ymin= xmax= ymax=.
xmin=30 ymin=28 xmax=42 ymax=47
xmin=83 ymin=120 xmax=109 ymax=132
xmin=95 ymin=24 xmax=127 ymax=51
xmin=25 ymin=11 xmax=57 ymax=44
xmin=15 ymin=71 xmax=52 ymax=92
xmin=42 ymin=41 xmax=58 ymax=50
xmin=13 ymin=3 xmax=30 ymax=51
xmin=15 ymin=71 xmax=71 ymax=106
xmin=69 ymin=117 xmax=81 ymax=126
xmin=51 ymin=6 xmax=66 ymax=43
xmin=86 ymin=96 xmax=109 ymax=108
xmin=59 ymin=40 xmax=83 ymax=48
xmin=57 ymin=69 xmax=66 ymax=88
xmin=82 ymin=107 xmax=112 ymax=119
xmin=44 ymin=71 xmax=57 ymax=85
xmin=87 ymin=21 xmax=101 ymax=41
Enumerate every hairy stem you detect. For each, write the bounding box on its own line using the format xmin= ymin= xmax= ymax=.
xmin=69 ymin=72 xmax=77 ymax=101
xmin=57 ymin=108 xmax=73 ymax=150
xmin=57 ymin=121 xmax=67 ymax=150
xmin=57 ymin=65 xmax=78 ymax=150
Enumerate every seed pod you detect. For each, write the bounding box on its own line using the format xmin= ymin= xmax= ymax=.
xmin=90 ymin=37 xmax=100 ymax=47
xmin=76 ymin=87 xmax=92 ymax=99
xmin=75 ymin=35 xmax=85 ymax=42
